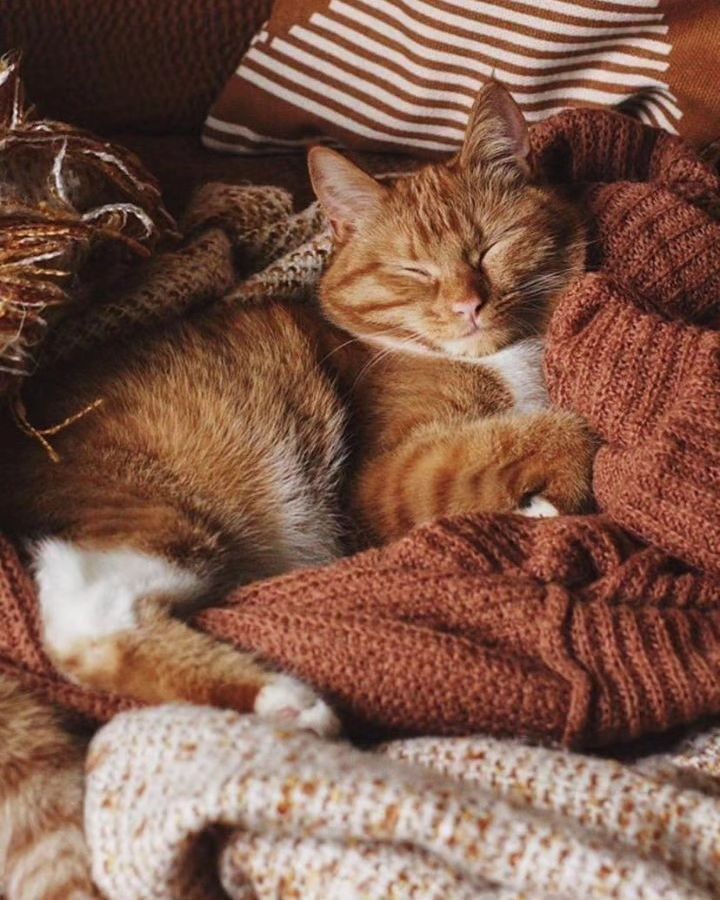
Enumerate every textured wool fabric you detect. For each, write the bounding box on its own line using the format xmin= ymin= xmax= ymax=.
xmin=2 ymin=0 xmax=273 ymax=133
xmin=196 ymin=108 xmax=720 ymax=746
xmin=204 ymin=0 xmax=720 ymax=156
xmin=1 ymin=108 xmax=720 ymax=750
xmin=85 ymin=704 xmax=720 ymax=899
xmin=534 ymin=108 xmax=720 ymax=575
xmin=198 ymin=515 xmax=720 ymax=746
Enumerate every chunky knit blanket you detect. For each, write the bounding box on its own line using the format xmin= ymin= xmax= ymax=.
xmin=86 ymin=704 xmax=720 ymax=899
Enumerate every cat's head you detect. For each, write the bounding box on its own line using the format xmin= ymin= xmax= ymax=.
xmin=309 ymin=82 xmax=585 ymax=359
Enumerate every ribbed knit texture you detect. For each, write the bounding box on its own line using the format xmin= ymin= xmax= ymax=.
xmin=536 ymin=109 xmax=720 ymax=574
xmin=197 ymin=516 xmax=720 ymax=747
xmin=2 ymin=0 xmax=273 ymax=133
xmin=0 ymin=108 xmax=719 ymax=750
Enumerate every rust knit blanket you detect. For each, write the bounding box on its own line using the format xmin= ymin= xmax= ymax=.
xmin=1 ymin=90 xmax=720 ymax=748
xmin=199 ymin=110 xmax=720 ymax=748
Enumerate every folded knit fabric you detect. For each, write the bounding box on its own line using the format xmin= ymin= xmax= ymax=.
xmin=547 ymin=275 xmax=720 ymax=575
xmin=197 ymin=515 xmax=720 ymax=747
xmin=85 ymin=705 xmax=720 ymax=900
xmin=1 ymin=107 xmax=720 ymax=750
xmin=535 ymin=109 xmax=720 ymax=575
xmin=197 ymin=110 xmax=720 ymax=747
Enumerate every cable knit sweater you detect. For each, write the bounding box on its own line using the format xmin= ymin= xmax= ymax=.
xmin=1 ymin=107 xmax=719 ymax=749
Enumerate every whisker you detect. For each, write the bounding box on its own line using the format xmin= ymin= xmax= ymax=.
xmin=318 ymin=325 xmax=412 ymax=365
xmin=351 ymin=348 xmax=392 ymax=389
xmin=351 ymin=333 xmax=419 ymax=389
xmin=318 ymin=335 xmax=365 ymax=365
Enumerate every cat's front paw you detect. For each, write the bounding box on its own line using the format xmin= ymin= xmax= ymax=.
xmin=515 ymin=495 xmax=559 ymax=518
xmin=254 ymin=675 xmax=341 ymax=738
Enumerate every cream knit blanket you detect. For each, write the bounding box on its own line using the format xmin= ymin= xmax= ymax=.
xmin=86 ymin=706 xmax=720 ymax=899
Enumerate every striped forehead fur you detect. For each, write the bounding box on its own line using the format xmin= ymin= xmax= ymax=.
xmin=387 ymin=167 xmax=478 ymax=245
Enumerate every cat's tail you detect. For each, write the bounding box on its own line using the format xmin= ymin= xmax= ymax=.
xmin=0 ymin=674 xmax=100 ymax=899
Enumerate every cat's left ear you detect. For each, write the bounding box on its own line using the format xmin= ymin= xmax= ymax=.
xmin=308 ymin=146 xmax=387 ymax=242
xmin=460 ymin=81 xmax=530 ymax=178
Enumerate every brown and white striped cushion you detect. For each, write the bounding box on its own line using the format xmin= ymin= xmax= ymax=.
xmin=203 ymin=0 xmax=720 ymax=156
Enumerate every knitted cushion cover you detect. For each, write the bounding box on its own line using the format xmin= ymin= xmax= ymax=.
xmin=1 ymin=106 xmax=719 ymax=751
xmin=2 ymin=0 xmax=273 ymax=132
xmin=204 ymin=0 xmax=720 ymax=156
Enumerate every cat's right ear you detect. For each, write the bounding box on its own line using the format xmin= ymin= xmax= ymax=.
xmin=308 ymin=147 xmax=386 ymax=242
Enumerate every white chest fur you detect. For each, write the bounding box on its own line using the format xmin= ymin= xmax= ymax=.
xmin=479 ymin=337 xmax=549 ymax=413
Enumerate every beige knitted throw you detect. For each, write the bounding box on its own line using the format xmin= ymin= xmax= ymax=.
xmin=36 ymin=181 xmax=332 ymax=373
xmin=86 ymin=704 xmax=720 ymax=899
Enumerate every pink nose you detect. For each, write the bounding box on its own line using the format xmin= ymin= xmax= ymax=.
xmin=452 ymin=298 xmax=484 ymax=326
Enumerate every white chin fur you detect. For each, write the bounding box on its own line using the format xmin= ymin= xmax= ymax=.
xmin=479 ymin=338 xmax=549 ymax=412
xmin=366 ymin=333 xmax=549 ymax=413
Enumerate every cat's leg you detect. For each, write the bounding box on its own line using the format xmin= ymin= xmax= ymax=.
xmin=34 ymin=541 xmax=340 ymax=738
xmin=0 ymin=674 xmax=99 ymax=899
xmin=355 ymin=410 xmax=594 ymax=542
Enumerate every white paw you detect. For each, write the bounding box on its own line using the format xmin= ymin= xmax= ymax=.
xmin=515 ymin=496 xmax=559 ymax=518
xmin=254 ymin=675 xmax=341 ymax=739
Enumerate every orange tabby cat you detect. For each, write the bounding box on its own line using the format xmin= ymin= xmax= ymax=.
xmin=0 ymin=82 xmax=592 ymax=897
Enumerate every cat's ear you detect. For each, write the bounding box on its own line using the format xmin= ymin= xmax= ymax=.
xmin=308 ymin=147 xmax=386 ymax=241
xmin=460 ymin=81 xmax=530 ymax=177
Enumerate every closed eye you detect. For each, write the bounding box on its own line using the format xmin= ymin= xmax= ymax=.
xmin=480 ymin=243 xmax=501 ymax=268
xmin=392 ymin=264 xmax=434 ymax=280
xmin=469 ymin=244 xmax=495 ymax=269
xmin=481 ymin=236 xmax=514 ymax=270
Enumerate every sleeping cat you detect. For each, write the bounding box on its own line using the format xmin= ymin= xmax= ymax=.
xmin=0 ymin=82 xmax=592 ymax=898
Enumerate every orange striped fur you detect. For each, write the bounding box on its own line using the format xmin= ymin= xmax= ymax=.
xmin=0 ymin=83 xmax=593 ymax=895
xmin=0 ymin=674 xmax=99 ymax=899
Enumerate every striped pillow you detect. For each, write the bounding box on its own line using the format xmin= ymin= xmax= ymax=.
xmin=203 ymin=0 xmax=720 ymax=156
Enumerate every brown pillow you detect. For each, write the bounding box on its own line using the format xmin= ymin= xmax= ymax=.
xmin=3 ymin=0 xmax=273 ymax=133
xmin=204 ymin=0 xmax=720 ymax=156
